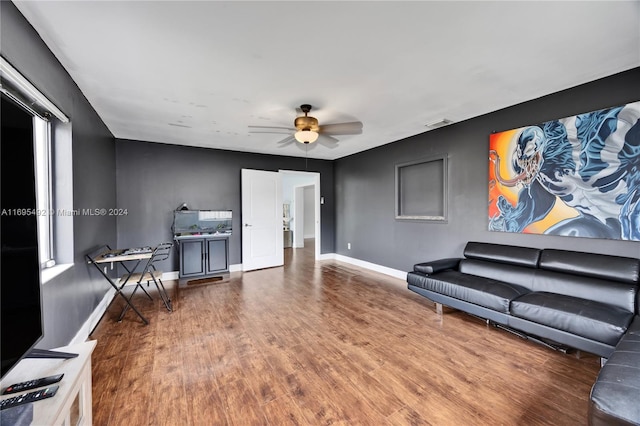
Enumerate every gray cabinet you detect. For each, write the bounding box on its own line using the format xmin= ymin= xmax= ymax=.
xmin=177 ymin=235 xmax=229 ymax=286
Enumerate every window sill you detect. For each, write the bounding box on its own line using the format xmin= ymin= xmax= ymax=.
xmin=41 ymin=263 xmax=73 ymax=284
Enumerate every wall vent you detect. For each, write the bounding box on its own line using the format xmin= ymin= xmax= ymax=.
xmin=425 ymin=118 xmax=453 ymax=129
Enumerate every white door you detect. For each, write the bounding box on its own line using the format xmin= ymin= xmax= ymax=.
xmin=241 ymin=169 xmax=283 ymax=271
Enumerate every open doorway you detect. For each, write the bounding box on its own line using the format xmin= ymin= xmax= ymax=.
xmin=280 ymin=170 xmax=320 ymax=261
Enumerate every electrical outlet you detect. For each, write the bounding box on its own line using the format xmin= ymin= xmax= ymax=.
xmin=347 ymin=243 xmax=351 ymax=250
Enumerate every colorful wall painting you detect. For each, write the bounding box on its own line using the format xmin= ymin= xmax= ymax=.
xmin=488 ymin=101 xmax=640 ymax=241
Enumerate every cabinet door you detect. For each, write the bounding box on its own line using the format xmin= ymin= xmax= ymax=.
xmin=206 ymin=238 xmax=228 ymax=274
xmin=180 ymin=239 xmax=205 ymax=277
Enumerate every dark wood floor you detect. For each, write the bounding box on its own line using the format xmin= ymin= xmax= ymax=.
xmin=90 ymin=241 xmax=601 ymax=425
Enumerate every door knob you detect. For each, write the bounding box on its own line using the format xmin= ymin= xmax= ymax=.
xmin=244 ymin=223 xmax=252 ymax=227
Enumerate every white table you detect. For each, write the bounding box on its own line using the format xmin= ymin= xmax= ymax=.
xmin=0 ymin=340 xmax=96 ymax=426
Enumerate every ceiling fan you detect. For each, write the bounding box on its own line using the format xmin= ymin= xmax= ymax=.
xmin=249 ymin=104 xmax=363 ymax=148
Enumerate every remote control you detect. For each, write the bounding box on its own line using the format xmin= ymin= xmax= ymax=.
xmin=0 ymin=385 xmax=58 ymax=410
xmin=2 ymin=374 xmax=64 ymax=395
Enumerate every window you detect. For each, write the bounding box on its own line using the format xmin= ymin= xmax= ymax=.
xmin=395 ymin=154 xmax=448 ymax=222
xmin=1 ymin=56 xmax=72 ymax=281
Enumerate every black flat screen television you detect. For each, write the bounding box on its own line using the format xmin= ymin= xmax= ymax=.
xmin=0 ymin=94 xmax=45 ymax=379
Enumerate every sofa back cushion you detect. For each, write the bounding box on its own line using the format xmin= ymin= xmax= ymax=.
xmin=532 ymin=270 xmax=638 ymax=312
xmin=464 ymin=242 xmax=541 ymax=268
xmin=540 ymin=249 xmax=640 ymax=284
xmin=459 ymin=259 xmax=538 ymax=290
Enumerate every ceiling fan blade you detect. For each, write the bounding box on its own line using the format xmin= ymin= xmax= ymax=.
xmin=249 ymin=130 xmax=292 ymax=135
xmin=317 ymin=134 xmax=339 ymax=148
xmin=248 ymin=125 xmax=295 ymax=131
xmin=276 ymin=135 xmax=296 ymax=146
xmin=318 ymin=121 xmax=363 ymax=135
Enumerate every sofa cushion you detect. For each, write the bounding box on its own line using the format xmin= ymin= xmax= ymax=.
xmin=464 ymin=242 xmax=541 ymax=267
xmin=540 ymin=249 xmax=640 ymax=284
xmin=510 ymin=292 xmax=633 ymax=346
xmin=589 ymin=316 xmax=640 ymax=425
xmin=459 ymin=259 xmax=538 ymax=290
xmin=410 ymin=270 xmax=530 ymax=313
xmin=532 ymin=270 xmax=638 ymax=313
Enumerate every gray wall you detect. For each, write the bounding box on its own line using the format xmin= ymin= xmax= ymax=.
xmin=4 ymin=0 xmax=638 ymax=350
xmin=1 ymin=2 xmax=117 ymax=348
xmin=115 ymin=140 xmax=335 ymax=270
xmin=335 ymin=68 xmax=640 ymax=272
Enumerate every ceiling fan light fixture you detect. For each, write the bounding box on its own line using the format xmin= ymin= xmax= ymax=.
xmin=294 ymin=129 xmax=319 ymax=144
xmin=294 ymin=115 xmax=319 ymax=131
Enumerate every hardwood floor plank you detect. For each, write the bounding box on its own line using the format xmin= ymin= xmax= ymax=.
xmin=90 ymin=241 xmax=600 ymax=425
xmin=261 ymin=395 xmax=307 ymax=426
xmin=386 ymin=406 xmax=435 ymax=426
xmin=107 ymin=365 xmax=153 ymax=426
xmin=282 ymin=370 xmax=347 ymax=425
xmin=237 ymin=350 xmax=287 ymax=405
xmin=186 ymin=380 xmax=229 ymax=426
xmin=147 ymin=373 xmax=190 ymax=426
xmin=182 ymin=341 xmax=215 ymax=383
xmin=369 ymin=364 xmax=472 ymax=424
xmin=207 ymin=340 xmax=245 ymax=390
xmin=91 ymin=347 xmax=125 ymax=423
xmin=297 ymin=349 xmax=391 ymax=424
xmin=218 ymin=378 xmax=267 ymax=426
xmin=324 ymin=352 xmax=406 ymax=418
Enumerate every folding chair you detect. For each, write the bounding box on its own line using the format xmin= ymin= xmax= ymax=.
xmin=118 ymin=242 xmax=173 ymax=321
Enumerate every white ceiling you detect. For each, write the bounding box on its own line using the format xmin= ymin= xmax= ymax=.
xmin=13 ymin=1 xmax=640 ymax=160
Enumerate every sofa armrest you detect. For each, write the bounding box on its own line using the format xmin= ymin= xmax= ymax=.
xmin=414 ymin=258 xmax=461 ymax=275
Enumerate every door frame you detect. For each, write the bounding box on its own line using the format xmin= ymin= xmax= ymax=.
xmin=279 ymin=170 xmax=321 ymax=260
xmin=292 ymin=185 xmax=304 ymax=248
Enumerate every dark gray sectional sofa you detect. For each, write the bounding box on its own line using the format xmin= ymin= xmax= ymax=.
xmin=406 ymin=241 xmax=640 ymax=425
xmin=589 ymin=316 xmax=640 ymax=425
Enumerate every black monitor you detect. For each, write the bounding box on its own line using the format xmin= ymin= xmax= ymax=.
xmin=1 ymin=94 xmax=45 ymax=379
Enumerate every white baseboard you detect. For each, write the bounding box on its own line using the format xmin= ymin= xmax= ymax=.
xmin=321 ymin=253 xmax=408 ymax=281
xmin=69 ymin=286 xmax=115 ymax=346
xmin=317 ymin=253 xmax=335 ymax=261
xmin=163 ymin=271 xmax=179 ymax=281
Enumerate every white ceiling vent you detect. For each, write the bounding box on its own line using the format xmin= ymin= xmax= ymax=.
xmin=425 ymin=119 xmax=453 ymax=129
